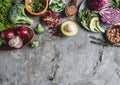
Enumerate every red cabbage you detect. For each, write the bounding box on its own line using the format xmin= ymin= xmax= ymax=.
xmin=99 ymin=7 xmax=120 ymax=24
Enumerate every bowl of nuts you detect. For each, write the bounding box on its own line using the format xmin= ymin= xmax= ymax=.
xmin=106 ymin=25 xmax=120 ymax=44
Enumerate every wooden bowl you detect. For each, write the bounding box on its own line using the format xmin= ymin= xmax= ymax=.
xmin=65 ymin=0 xmax=78 ymax=17
xmin=25 ymin=0 xmax=48 ymax=15
xmin=106 ymin=25 xmax=120 ymax=44
xmin=0 ymin=26 xmax=35 ymax=50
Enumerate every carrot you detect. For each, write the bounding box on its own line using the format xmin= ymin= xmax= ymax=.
xmin=25 ymin=0 xmax=48 ymax=15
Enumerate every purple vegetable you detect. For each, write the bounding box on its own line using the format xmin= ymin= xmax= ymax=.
xmin=86 ymin=0 xmax=110 ymax=11
xmin=8 ymin=36 xmax=23 ymax=48
xmin=99 ymin=7 xmax=120 ymax=24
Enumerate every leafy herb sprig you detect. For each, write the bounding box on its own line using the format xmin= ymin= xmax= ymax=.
xmin=90 ymin=36 xmax=120 ymax=47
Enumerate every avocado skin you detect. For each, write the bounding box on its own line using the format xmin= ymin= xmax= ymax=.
xmin=61 ymin=21 xmax=78 ymax=36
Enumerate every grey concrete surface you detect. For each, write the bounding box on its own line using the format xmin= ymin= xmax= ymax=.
xmin=0 ymin=0 xmax=120 ymax=85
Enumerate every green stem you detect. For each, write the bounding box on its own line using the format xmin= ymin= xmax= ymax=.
xmin=90 ymin=36 xmax=120 ymax=47
xmin=89 ymin=36 xmax=106 ymax=42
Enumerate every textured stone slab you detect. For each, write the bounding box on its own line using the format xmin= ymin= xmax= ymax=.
xmin=0 ymin=0 xmax=120 ymax=85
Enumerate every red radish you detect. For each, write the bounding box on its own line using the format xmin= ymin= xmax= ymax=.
xmin=9 ymin=36 xmax=23 ymax=48
xmin=18 ymin=26 xmax=29 ymax=39
xmin=1 ymin=29 xmax=15 ymax=41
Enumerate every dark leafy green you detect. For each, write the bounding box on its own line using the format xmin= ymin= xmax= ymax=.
xmin=111 ymin=0 xmax=120 ymax=8
xmin=76 ymin=8 xmax=98 ymax=27
xmin=29 ymin=0 xmax=45 ymax=13
xmin=0 ymin=0 xmax=14 ymax=32
xmin=12 ymin=0 xmax=23 ymax=4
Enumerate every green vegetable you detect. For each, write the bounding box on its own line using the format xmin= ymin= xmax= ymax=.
xmin=0 ymin=0 xmax=13 ymax=31
xmin=30 ymin=40 xmax=39 ymax=48
xmin=0 ymin=38 xmax=6 ymax=46
xmin=111 ymin=0 xmax=120 ymax=8
xmin=49 ymin=0 xmax=66 ymax=12
xmin=29 ymin=0 xmax=45 ymax=13
xmin=89 ymin=17 xmax=105 ymax=32
xmin=90 ymin=36 xmax=120 ymax=47
xmin=12 ymin=0 xmax=23 ymax=4
xmin=8 ymin=4 xmax=33 ymax=25
xmin=77 ymin=8 xmax=98 ymax=27
xmin=34 ymin=24 xmax=45 ymax=34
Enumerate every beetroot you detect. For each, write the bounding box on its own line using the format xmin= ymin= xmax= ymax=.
xmin=86 ymin=0 xmax=110 ymax=11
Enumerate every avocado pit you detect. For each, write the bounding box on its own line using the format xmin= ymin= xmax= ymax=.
xmin=64 ymin=24 xmax=75 ymax=32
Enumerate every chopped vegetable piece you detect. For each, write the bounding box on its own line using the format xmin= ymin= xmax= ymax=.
xmin=30 ymin=40 xmax=39 ymax=48
xmin=34 ymin=24 xmax=45 ymax=34
xmin=8 ymin=4 xmax=33 ymax=25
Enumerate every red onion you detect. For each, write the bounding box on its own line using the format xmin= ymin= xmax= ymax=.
xmin=9 ymin=36 xmax=23 ymax=48
xmin=17 ymin=26 xmax=29 ymax=39
xmin=1 ymin=29 xmax=15 ymax=41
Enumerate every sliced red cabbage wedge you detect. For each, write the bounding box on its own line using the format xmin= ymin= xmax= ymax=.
xmin=99 ymin=7 xmax=120 ymax=24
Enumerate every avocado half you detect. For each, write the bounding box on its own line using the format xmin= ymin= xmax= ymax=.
xmin=89 ymin=17 xmax=105 ymax=33
xmin=61 ymin=20 xmax=78 ymax=36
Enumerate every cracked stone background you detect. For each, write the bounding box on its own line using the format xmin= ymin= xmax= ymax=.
xmin=0 ymin=0 xmax=120 ymax=85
